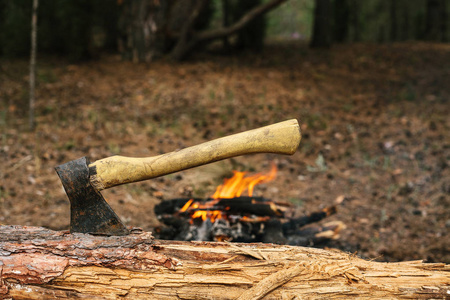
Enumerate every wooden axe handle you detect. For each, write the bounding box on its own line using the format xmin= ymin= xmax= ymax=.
xmin=89 ymin=119 xmax=301 ymax=191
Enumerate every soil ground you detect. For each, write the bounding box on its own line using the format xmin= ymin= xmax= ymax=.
xmin=1 ymin=42 xmax=449 ymax=263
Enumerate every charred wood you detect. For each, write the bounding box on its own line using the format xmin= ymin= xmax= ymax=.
xmin=155 ymin=197 xmax=342 ymax=245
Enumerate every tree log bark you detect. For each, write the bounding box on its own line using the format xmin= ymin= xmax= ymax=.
xmin=1 ymin=226 xmax=449 ymax=299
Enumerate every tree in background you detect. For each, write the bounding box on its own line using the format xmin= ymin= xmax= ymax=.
xmin=348 ymin=0 xmax=361 ymax=42
xmin=313 ymin=0 xmax=449 ymax=47
xmin=0 ymin=0 xmax=118 ymax=61
xmin=310 ymin=0 xmax=331 ymax=48
xmin=57 ymin=1 xmax=93 ymax=61
xmin=119 ymin=0 xmax=285 ymax=62
xmin=425 ymin=0 xmax=447 ymax=42
xmin=118 ymin=0 xmax=174 ymax=62
xmin=232 ymin=0 xmax=267 ymax=52
xmin=29 ymin=0 xmax=38 ymax=131
xmin=0 ymin=1 xmax=32 ymax=57
xmin=389 ymin=0 xmax=398 ymax=41
xmin=220 ymin=0 xmax=268 ymax=53
xmin=0 ymin=0 xmax=281 ymax=61
xmin=333 ymin=0 xmax=349 ymax=43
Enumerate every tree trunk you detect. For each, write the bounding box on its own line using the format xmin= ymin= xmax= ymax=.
xmin=310 ymin=0 xmax=332 ymax=48
xmin=390 ymin=0 xmax=398 ymax=41
xmin=233 ymin=0 xmax=267 ymax=52
xmin=222 ymin=0 xmax=231 ymax=51
xmin=29 ymin=0 xmax=38 ymax=131
xmin=425 ymin=0 xmax=445 ymax=41
xmin=400 ymin=3 xmax=410 ymax=41
xmin=1 ymin=226 xmax=449 ymax=299
xmin=442 ymin=0 xmax=448 ymax=42
xmin=349 ymin=0 xmax=360 ymax=42
xmin=333 ymin=0 xmax=349 ymax=43
xmin=169 ymin=0 xmax=207 ymax=61
xmin=118 ymin=0 xmax=172 ymax=62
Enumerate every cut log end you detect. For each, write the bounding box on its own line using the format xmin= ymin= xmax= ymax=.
xmin=1 ymin=225 xmax=449 ymax=299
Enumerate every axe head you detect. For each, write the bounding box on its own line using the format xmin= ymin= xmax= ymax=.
xmin=55 ymin=157 xmax=129 ymax=236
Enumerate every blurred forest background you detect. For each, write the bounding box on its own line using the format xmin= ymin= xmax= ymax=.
xmin=0 ymin=0 xmax=448 ymax=60
xmin=0 ymin=0 xmax=449 ymax=263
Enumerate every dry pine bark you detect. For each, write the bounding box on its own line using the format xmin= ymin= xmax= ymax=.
xmin=0 ymin=225 xmax=449 ymax=299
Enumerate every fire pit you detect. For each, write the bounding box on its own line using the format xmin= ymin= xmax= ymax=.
xmin=154 ymin=165 xmax=345 ymax=245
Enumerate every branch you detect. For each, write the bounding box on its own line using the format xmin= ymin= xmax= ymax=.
xmin=170 ymin=0 xmax=288 ymax=60
xmin=198 ymin=0 xmax=288 ymax=42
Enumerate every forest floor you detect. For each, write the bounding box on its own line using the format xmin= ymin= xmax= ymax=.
xmin=1 ymin=42 xmax=449 ymax=263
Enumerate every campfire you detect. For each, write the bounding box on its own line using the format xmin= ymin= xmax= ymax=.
xmin=154 ymin=165 xmax=345 ymax=245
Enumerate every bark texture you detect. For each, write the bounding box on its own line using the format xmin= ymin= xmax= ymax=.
xmin=1 ymin=225 xmax=449 ymax=299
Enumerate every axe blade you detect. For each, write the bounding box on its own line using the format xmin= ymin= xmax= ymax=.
xmin=55 ymin=157 xmax=129 ymax=236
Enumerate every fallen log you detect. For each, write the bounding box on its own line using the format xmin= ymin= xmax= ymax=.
xmin=0 ymin=225 xmax=449 ymax=299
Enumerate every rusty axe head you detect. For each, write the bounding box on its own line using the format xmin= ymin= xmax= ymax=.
xmin=55 ymin=157 xmax=129 ymax=236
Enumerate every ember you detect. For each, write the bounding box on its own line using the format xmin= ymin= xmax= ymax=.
xmin=155 ymin=165 xmax=345 ymax=245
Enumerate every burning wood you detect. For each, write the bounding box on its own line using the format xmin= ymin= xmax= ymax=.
xmin=155 ymin=165 xmax=344 ymax=244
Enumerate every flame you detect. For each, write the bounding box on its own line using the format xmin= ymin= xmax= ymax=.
xmin=179 ymin=199 xmax=194 ymax=212
xmin=212 ymin=164 xmax=277 ymax=199
xmin=191 ymin=210 xmax=223 ymax=223
xmin=178 ymin=164 xmax=277 ymax=225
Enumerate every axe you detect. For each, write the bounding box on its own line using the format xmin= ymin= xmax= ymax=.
xmin=55 ymin=119 xmax=301 ymax=236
